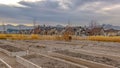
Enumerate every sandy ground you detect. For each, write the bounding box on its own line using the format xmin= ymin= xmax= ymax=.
xmin=0 ymin=40 xmax=120 ymax=68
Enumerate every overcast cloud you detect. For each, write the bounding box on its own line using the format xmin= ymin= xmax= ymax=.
xmin=0 ymin=0 xmax=120 ymax=26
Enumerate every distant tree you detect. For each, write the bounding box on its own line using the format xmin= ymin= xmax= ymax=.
xmin=89 ymin=20 xmax=100 ymax=29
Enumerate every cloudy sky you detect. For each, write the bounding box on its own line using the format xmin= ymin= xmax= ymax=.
xmin=0 ymin=0 xmax=120 ymax=26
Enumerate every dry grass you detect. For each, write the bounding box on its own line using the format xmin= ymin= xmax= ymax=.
xmin=0 ymin=34 xmax=64 ymax=40
xmin=0 ymin=34 xmax=120 ymax=42
xmin=88 ymin=36 xmax=120 ymax=42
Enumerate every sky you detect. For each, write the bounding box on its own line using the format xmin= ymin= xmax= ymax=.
xmin=0 ymin=0 xmax=120 ymax=26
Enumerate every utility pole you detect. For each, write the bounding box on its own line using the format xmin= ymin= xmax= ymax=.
xmin=2 ymin=21 xmax=6 ymax=34
xmin=33 ymin=19 xmax=36 ymax=29
xmin=33 ymin=18 xmax=36 ymax=34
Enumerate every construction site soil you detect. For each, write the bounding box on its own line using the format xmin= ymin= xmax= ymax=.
xmin=55 ymin=50 xmax=120 ymax=68
xmin=23 ymin=54 xmax=81 ymax=68
xmin=0 ymin=40 xmax=120 ymax=68
xmin=0 ymin=45 xmax=23 ymax=52
xmin=0 ymin=61 xmax=8 ymax=68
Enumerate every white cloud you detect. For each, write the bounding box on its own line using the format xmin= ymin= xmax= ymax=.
xmin=52 ymin=0 xmax=72 ymax=10
xmin=95 ymin=4 xmax=120 ymax=15
xmin=0 ymin=0 xmax=43 ymax=7
xmin=79 ymin=2 xmax=102 ymax=11
xmin=0 ymin=0 xmax=120 ymax=25
xmin=76 ymin=1 xmax=120 ymax=15
xmin=101 ymin=4 xmax=120 ymax=11
xmin=0 ymin=0 xmax=21 ymax=5
xmin=24 ymin=0 xmax=42 ymax=2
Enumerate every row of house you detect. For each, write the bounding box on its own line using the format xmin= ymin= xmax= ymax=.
xmin=5 ymin=25 xmax=120 ymax=36
xmin=86 ymin=27 xmax=120 ymax=36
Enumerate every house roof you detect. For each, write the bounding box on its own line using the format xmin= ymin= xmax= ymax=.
xmin=87 ymin=27 xmax=104 ymax=33
xmin=104 ymin=29 xmax=119 ymax=33
xmin=86 ymin=27 xmax=104 ymax=35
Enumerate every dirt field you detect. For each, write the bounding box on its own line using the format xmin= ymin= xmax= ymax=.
xmin=0 ymin=52 xmax=26 ymax=68
xmin=23 ymin=54 xmax=81 ymax=68
xmin=0 ymin=45 xmax=24 ymax=52
xmin=0 ymin=40 xmax=120 ymax=68
xmin=55 ymin=50 xmax=120 ymax=67
xmin=0 ymin=61 xmax=8 ymax=68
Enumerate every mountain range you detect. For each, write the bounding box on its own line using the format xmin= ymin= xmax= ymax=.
xmin=102 ymin=24 xmax=120 ymax=30
xmin=0 ymin=24 xmax=33 ymax=31
xmin=0 ymin=24 xmax=120 ymax=31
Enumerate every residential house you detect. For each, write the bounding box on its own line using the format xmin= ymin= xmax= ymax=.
xmin=47 ymin=28 xmax=58 ymax=35
xmin=7 ymin=29 xmax=20 ymax=34
xmin=117 ymin=31 xmax=120 ymax=36
xmin=63 ymin=26 xmax=75 ymax=35
xmin=104 ymin=29 xmax=120 ymax=36
xmin=30 ymin=25 xmax=41 ymax=34
xmin=87 ymin=27 xmax=105 ymax=36
xmin=75 ymin=27 xmax=87 ymax=36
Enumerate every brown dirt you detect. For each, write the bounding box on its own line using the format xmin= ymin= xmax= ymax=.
xmin=55 ymin=50 xmax=120 ymax=68
xmin=0 ymin=45 xmax=24 ymax=52
xmin=23 ymin=54 xmax=81 ymax=68
xmin=0 ymin=61 xmax=8 ymax=68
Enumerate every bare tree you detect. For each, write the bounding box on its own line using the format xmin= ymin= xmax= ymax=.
xmin=89 ymin=20 xmax=100 ymax=29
